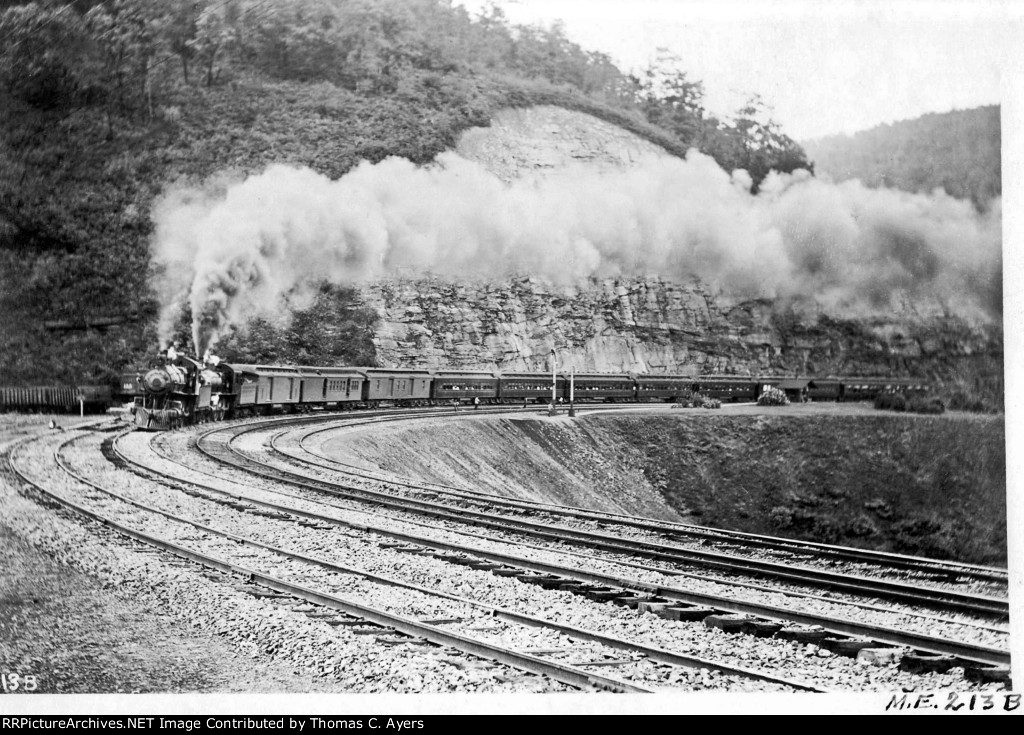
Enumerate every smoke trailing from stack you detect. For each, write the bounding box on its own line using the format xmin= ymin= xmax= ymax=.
xmin=150 ymin=150 xmax=1001 ymax=357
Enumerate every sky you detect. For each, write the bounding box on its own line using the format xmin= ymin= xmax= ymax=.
xmin=455 ymin=0 xmax=1019 ymax=141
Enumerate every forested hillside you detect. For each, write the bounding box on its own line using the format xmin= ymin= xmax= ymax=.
xmin=803 ymin=106 xmax=1000 ymax=208
xmin=0 ymin=0 xmax=811 ymax=385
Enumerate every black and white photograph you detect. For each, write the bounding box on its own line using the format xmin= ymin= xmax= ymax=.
xmin=0 ymin=0 xmax=1018 ymax=716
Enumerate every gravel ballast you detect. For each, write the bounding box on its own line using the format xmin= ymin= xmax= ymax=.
xmin=2 ymin=416 xmax=1014 ymax=695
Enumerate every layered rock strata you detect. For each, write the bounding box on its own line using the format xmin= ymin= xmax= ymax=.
xmin=364 ymin=276 xmax=1001 ymax=377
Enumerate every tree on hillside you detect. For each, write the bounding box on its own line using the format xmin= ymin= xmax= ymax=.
xmin=83 ymin=0 xmax=163 ymax=116
xmin=188 ymin=3 xmax=236 ymax=87
xmin=636 ymin=57 xmax=812 ymax=188
xmin=634 ymin=51 xmax=707 ymax=149
xmin=803 ymin=106 xmax=1000 ymax=208
xmin=711 ymin=96 xmax=813 ymax=188
xmin=0 ymin=1 xmax=93 ymax=108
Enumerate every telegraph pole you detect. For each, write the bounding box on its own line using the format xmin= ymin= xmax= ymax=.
xmin=549 ymin=350 xmax=558 ymax=416
xmin=569 ymin=366 xmax=576 ymax=417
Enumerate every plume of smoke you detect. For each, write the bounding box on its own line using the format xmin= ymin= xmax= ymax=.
xmin=150 ymin=151 xmax=1001 ymax=356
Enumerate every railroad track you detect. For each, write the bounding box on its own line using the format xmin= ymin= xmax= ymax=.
xmin=197 ymin=407 xmax=1006 ymax=593
xmin=118 ymin=417 xmax=1011 ymax=674
xmin=194 ymin=416 xmax=1009 ymax=620
xmin=7 ymin=412 xmax=1013 ymax=690
xmin=289 ymin=416 xmax=1008 ymax=586
xmin=7 ymin=427 xmax=831 ymax=693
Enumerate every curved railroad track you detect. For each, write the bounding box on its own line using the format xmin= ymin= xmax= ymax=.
xmin=198 ymin=414 xmax=1009 ymax=620
xmin=139 ymin=413 xmax=1009 ymax=673
xmin=291 ymin=414 xmax=1008 ymax=585
xmin=8 ymin=427 xmax=833 ymax=693
xmin=5 ymin=409 xmax=1014 ymax=691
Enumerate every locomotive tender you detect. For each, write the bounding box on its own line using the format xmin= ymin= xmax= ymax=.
xmin=122 ymin=353 xmax=931 ymax=431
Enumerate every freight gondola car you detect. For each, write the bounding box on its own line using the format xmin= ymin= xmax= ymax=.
xmin=0 ymin=386 xmax=78 ymax=412
xmin=1 ymin=385 xmax=119 ymax=414
xmin=76 ymin=385 xmax=113 ymax=410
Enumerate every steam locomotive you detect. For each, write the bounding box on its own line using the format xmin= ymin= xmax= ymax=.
xmin=122 ymin=354 xmax=931 ymax=431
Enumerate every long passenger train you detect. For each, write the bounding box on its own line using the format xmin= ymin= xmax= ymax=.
xmin=119 ymin=354 xmax=931 ymax=431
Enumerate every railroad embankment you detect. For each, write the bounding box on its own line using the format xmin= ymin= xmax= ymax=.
xmin=321 ymin=406 xmax=1006 ymax=565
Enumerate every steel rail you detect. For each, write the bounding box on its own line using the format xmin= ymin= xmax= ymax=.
xmin=99 ymin=433 xmax=828 ymax=691
xmin=136 ymin=429 xmax=1013 ymax=639
xmin=201 ymin=422 xmax=1009 ymax=618
xmin=7 ymin=431 xmax=657 ymax=694
xmin=140 ymin=424 xmax=1008 ymax=666
xmin=289 ymin=416 xmax=1008 ymax=582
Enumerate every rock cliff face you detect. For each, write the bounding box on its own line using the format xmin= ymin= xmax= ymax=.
xmin=357 ymin=105 xmax=1001 ymax=379
xmin=364 ymin=275 xmax=1001 ymax=377
xmin=455 ymin=105 xmax=669 ymax=181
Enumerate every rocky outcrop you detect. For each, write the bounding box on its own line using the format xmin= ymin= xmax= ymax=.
xmin=357 ymin=105 xmax=1001 ymax=381
xmin=455 ymin=106 xmax=669 ymax=181
xmin=363 ymin=275 xmax=1002 ymax=378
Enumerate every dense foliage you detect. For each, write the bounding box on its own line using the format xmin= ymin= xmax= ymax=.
xmin=874 ymin=392 xmax=946 ymax=415
xmin=615 ymin=413 xmax=1006 ymax=564
xmin=803 ymin=106 xmax=1000 ymax=209
xmin=671 ymin=391 xmax=721 ymax=409
xmin=756 ymin=386 xmax=789 ymax=406
xmin=0 ymin=0 xmax=892 ymax=386
xmin=211 ymin=284 xmax=378 ymax=366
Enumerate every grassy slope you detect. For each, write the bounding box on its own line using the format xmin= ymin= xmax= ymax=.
xmin=604 ymin=412 xmax=1006 ymax=564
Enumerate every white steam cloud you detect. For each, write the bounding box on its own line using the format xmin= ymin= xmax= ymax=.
xmin=151 ymin=150 xmax=1001 ymax=356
